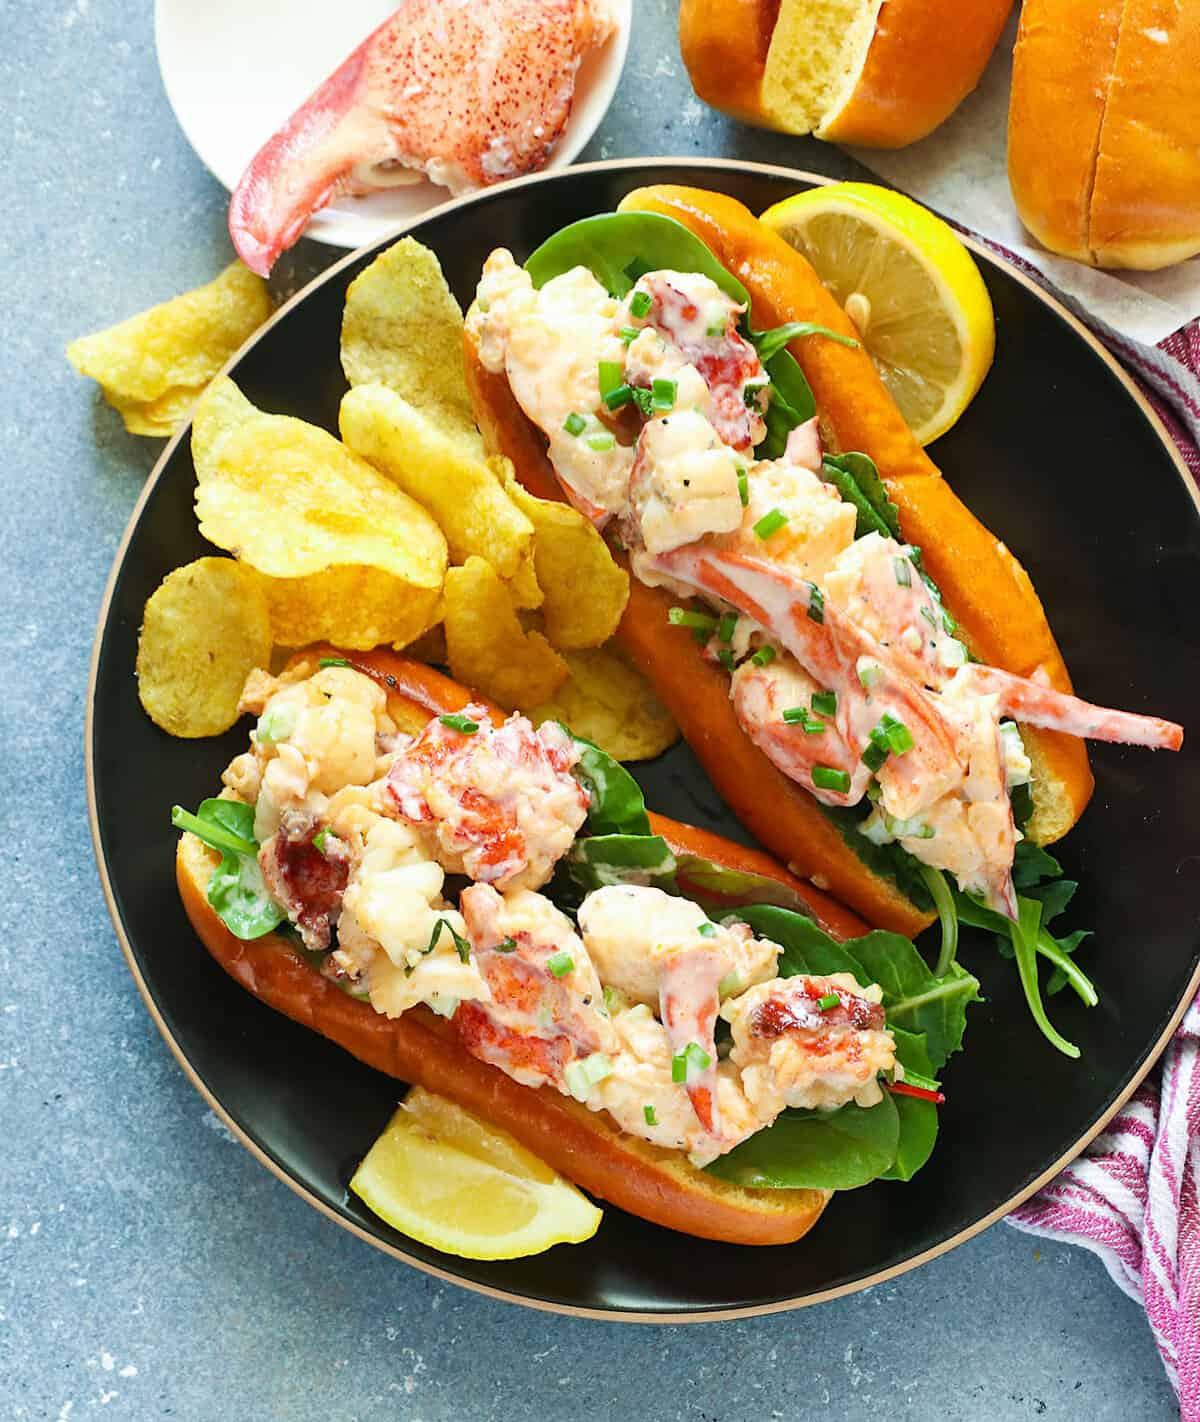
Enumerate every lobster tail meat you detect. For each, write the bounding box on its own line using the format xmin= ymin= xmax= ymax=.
xmin=229 ymin=0 xmax=615 ymax=276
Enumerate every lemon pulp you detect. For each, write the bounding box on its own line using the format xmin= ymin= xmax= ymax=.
xmin=760 ymin=182 xmax=995 ymax=445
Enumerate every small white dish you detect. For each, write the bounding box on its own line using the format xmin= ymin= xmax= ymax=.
xmin=155 ymin=0 xmax=632 ymax=251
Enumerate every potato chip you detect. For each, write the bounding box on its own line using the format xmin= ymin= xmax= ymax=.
xmin=526 ymin=646 xmax=679 ymax=763
xmin=67 ymin=262 xmax=272 ymax=437
xmin=503 ymin=475 xmax=629 ymax=649
xmin=403 ymin=622 xmax=448 ymax=666
xmin=444 ymin=557 xmax=567 ymax=710
xmin=341 ymin=238 xmax=481 ymax=449
xmin=136 ymin=557 xmax=272 ymax=738
xmin=193 ymin=378 xmax=446 ymax=649
xmin=339 ymin=383 xmax=540 ymax=606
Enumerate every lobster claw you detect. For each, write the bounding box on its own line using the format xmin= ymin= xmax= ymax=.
xmin=228 ymin=0 xmax=614 ymax=277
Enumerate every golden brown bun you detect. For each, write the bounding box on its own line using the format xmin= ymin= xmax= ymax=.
xmin=176 ymin=653 xmax=833 ymax=1245
xmin=617 ymin=186 xmax=1095 ymax=848
xmin=818 ymin=0 xmax=1013 ymax=145
xmin=463 ymin=337 xmax=936 ymax=935
xmin=679 ymin=0 xmax=1012 ymax=147
xmin=1009 ymin=0 xmax=1200 ymax=270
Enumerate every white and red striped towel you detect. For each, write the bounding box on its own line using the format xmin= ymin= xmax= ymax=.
xmin=995 ymin=291 xmax=1200 ymax=1416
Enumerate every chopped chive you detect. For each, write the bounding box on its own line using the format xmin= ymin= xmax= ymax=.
xmin=603 ymin=383 xmax=635 ymax=411
xmin=319 ymin=656 xmax=350 ymax=668
xmin=751 ymin=645 xmax=776 ymax=668
xmin=698 ymin=922 xmax=717 ymax=938
xmin=427 ymin=918 xmax=471 ymax=963
xmin=598 ymin=359 xmax=624 ymax=400
xmin=668 ymin=606 xmax=718 ymax=635
xmin=861 ymin=741 xmax=889 ymax=773
xmin=717 ymin=612 xmax=738 ymax=643
xmin=877 ymin=713 xmax=914 ymax=755
xmin=494 ymin=937 xmax=518 ymax=953
xmin=736 ymin=468 xmax=749 ymax=506
xmin=312 ymin=827 xmax=334 ymax=855
xmin=717 ymin=648 xmax=736 ymax=672
xmin=644 ymin=1104 xmax=658 ymax=1126
xmin=806 ymin=582 xmax=825 ymax=624
xmin=630 ymin=290 xmax=652 ymax=319
xmin=562 ymin=412 xmax=587 ymax=436
xmin=586 ymin=431 xmax=615 ymax=452
xmin=865 ymin=778 xmax=882 ymax=802
xmin=672 ymin=1042 xmax=713 ymax=1083
xmin=858 ymin=660 xmax=881 ymax=690
xmin=782 ymin=706 xmax=825 ymax=733
xmin=620 ymin=325 xmax=639 ymax=345
xmin=753 ymin=508 xmax=788 ymax=540
xmin=893 ymin=558 xmax=912 ymax=588
xmin=811 ymin=691 xmax=837 ymax=716
xmin=439 ymin=713 xmax=479 ymax=734
xmin=817 ymin=992 xmax=841 ymax=1011
xmin=651 ymin=378 xmax=677 ymax=412
xmin=547 ymin=951 xmax=574 ymax=978
xmin=812 ymin=765 xmax=851 ymax=793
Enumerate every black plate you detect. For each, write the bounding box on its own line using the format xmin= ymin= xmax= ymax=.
xmin=89 ymin=160 xmax=1200 ymax=1319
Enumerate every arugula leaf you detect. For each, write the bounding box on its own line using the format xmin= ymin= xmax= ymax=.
xmin=954 ymin=887 xmax=1095 ymax=1050
xmin=566 ymin=833 xmax=677 ymax=892
xmin=881 ymin=1028 xmax=939 ymax=1182
xmin=833 ymin=932 xmax=980 ymax=1072
xmin=734 ymin=905 xmax=979 ymax=1072
xmin=706 ymin=1093 xmax=900 ymax=1191
xmin=756 ymin=350 xmax=817 ymax=457
xmin=750 ymin=321 xmax=859 ymax=365
xmin=669 ymin=853 xmax=822 ymax=916
xmin=821 ymin=452 xmax=902 ymax=541
xmin=173 ymin=798 xmax=285 ymax=941
xmin=1012 ymin=839 xmax=1063 ymax=888
xmin=565 ymin=730 xmax=652 ymax=837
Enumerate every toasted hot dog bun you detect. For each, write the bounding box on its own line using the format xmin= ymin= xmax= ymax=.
xmin=463 ymin=186 xmax=1094 ymax=931
xmin=679 ymin=0 xmax=1012 ymax=147
xmin=1008 ymin=0 xmax=1200 ymax=270
xmin=177 ymin=646 xmax=839 ymax=1245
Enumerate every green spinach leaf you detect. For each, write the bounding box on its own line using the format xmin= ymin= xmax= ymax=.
xmin=171 ymin=799 xmax=285 ymax=941
xmin=821 ymin=452 xmax=902 ymax=541
xmin=526 ymin=212 xmax=749 ymax=303
xmin=565 ymin=730 xmax=652 ymax=837
xmin=706 ymin=1093 xmax=900 ymax=1191
xmin=882 ymin=1028 xmax=939 ymax=1182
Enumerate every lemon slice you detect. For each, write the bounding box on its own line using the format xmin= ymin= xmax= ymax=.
xmin=350 ymin=1088 xmax=602 ymax=1260
xmin=760 ymin=183 xmax=995 ymax=445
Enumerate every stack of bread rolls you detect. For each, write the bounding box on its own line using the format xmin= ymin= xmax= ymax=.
xmin=679 ymin=0 xmax=1200 ymax=271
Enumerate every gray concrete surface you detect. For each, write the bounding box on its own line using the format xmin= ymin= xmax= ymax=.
xmin=0 ymin=0 xmax=1179 ymax=1417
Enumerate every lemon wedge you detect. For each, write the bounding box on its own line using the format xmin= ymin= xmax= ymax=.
xmin=759 ymin=183 xmax=995 ymax=445
xmin=350 ymin=1088 xmax=602 ymax=1260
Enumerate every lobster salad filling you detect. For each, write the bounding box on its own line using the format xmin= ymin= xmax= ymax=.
xmin=176 ymin=661 xmax=936 ymax=1179
xmin=466 ymin=245 xmax=1183 ymax=931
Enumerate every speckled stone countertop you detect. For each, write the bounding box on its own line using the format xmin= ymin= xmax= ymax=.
xmin=0 ymin=2 xmax=1179 ymax=1418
